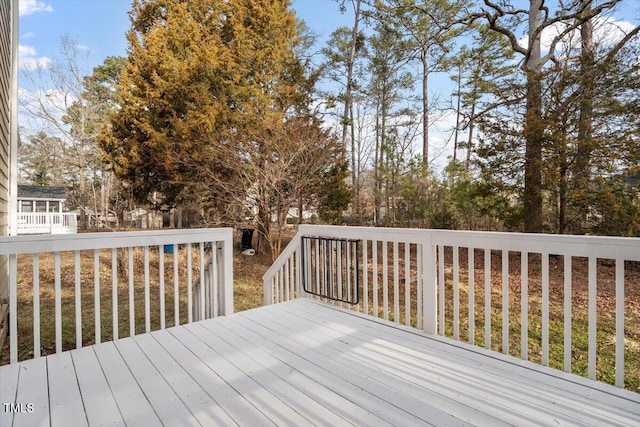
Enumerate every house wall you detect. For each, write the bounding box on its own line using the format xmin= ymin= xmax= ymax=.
xmin=0 ymin=0 xmax=15 ymax=350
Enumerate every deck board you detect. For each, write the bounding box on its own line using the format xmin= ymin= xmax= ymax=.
xmin=150 ymin=327 xmax=271 ymax=427
xmin=248 ymin=304 xmax=521 ymax=426
xmin=167 ymin=321 xmax=312 ymax=427
xmin=113 ymin=336 xmax=199 ymax=427
xmin=47 ymin=351 xmax=88 ymax=427
xmin=0 ymin=361 xmax=19 ymax=427
xmin=13 ymin=356 xmax=48 ymax=427
xmin=229 ymin=309 xmax=477 ymax=426
xmin=185 ymin=321 xmax=351 ymax=426
xmin=1 ymin=298 xmax=639 ymax=426
xmin=274 ymin=300 xmax=637 ymax=425
xmin=216 ymin=314 xmax=423 ymax=426
xmin=91 ymin=341 xmax=162 ymax=426
xmin=71 ymin=346 xmax=124 ymax=427
xmin=132 ymin=332 xmax=232 ymax=427
xmin=301 ymin=301 xmax=640 ymax=415
xmin=192 ymin=319 xmax=391 ymax=426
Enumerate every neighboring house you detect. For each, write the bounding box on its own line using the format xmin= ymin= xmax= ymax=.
xmin=125 ymin=207 xmax=162 ymax=229
xmin=17 ymin=184 xmax=66 ymax=214
xmin=0 ymin=0 xmax=17 ymax=356
xmin=15 ymin=185 xmax=77 ymax=234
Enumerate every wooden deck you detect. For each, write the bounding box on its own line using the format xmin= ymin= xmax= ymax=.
xmin=1 ymin=299 xmax=638 ymax=427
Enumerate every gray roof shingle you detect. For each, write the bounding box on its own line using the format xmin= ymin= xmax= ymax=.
xmin=18 ymin=184 xmax=67 ymax=200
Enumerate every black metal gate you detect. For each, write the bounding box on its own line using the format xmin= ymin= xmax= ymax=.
xmin=301 ymin=236 xmax=360 ymax=305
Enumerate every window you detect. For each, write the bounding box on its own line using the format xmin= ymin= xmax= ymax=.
xmin=20 ymin=201 xmax=33 ymax=212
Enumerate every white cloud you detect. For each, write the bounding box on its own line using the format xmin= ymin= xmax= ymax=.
xmin=519 ymin=16 xmax=638 ymax=56
xmin=21 ymin=32 xmax=36 ymax=40
xmin=19 ymin=45 xmax=37 ymax=57
xmin=75 ymin=44 xmax=90 ymax=52
xmin=19 ymin=0 xmax=53 ymax=17
xmin=594 ymin=16 xmax=637 ymax=46
xmin=19 ymin=44 xmax=52 ymax=70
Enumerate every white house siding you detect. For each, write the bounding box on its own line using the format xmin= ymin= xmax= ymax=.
xmin=0 ymin=0 xmax=15 ymax=350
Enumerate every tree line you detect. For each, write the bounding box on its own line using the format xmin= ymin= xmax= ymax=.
xmin=19 ymin=0 xmax=640 ymax=250
xmin=325 ymin=0 xmax=638 ymax=235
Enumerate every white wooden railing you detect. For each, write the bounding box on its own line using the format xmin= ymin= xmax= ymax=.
xmin=192 ymin=244 xmax=228 ymax=321
xmin=264 ymin=225 xmax=640 ymax=389
xmin=0 ymin=228 xmax=233 ymax=364
xmin=15 ymin=212 xmax=77 ymax=234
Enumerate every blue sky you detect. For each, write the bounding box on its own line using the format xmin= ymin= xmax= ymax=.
xmin=18 ymin=0 xmax=352 ymax=73
xmin=19 ymin=0 xmax=639 ymax=73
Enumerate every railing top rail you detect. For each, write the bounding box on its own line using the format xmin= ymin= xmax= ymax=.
xmin=0 ymin=227 xmax=233 ymax=254
xmin=297 ymin=225 xmax=640 ymax=260
xmin=299 ymin=225 xmax=425 ymax=244
xmin=17 ymin=212 xmax=76 ymax=215
xmin=263 ymin=232 xmax=301 ymax=283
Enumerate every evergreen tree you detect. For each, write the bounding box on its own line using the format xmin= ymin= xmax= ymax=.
xmin=447 ymin=24 xmax=515 ymax=171
xmin=100 ymin=0 xmax=340 ymax=253
xmin=99 ymin=0 xmax=234 ymax=206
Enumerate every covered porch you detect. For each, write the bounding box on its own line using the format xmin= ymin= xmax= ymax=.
xmin=14 ymin=185 xmax=76 ymax=235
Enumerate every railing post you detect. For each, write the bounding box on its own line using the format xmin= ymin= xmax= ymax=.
xmin=263 ymin=273 xmax=274 ymax=305
xmin=220 ymin=233 xmax=234 ymax=315
xmin=422 ymin=232 xmax=437 ymax=335
xmin=295 ymin=244 xmax=302 ymax=298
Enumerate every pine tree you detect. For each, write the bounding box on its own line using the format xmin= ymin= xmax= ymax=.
xmin=375 ymin=0 xmax=469 ymax=168
xmin=447 ymin=24 xmax=515 ymax=172
xmin=366 ymin=19 xmax=414 ymax=225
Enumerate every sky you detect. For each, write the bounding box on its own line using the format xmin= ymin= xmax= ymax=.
xmin=18 ymin=0 xmax=640 ymax=77
xmin=17 ymin=0 xmax=640 ymax=171
xmin=18 ymin=0 xmax=353 ymax=73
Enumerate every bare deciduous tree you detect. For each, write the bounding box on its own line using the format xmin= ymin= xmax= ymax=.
xmin=204 ymin=117 xmax=342 ymax=260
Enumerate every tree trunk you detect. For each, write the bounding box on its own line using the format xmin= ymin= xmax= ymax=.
xmin=257 ymin=204 xmax=271 ymax=257
xmin=79 ymin=150 xmax=88 ymax=231
xmin=374 ymin=101 xmax=382 ymax=226
xmin=576 ymin=1 xmax=594 ymax=177
xmin=421 ymin=49 xmax=429 ymax=167
xmin=453 ymin=65 xmax=462 ymax=165
xmin=337 ymin=0 xmax=361 ymax=219
xmin=523 ymin=0 xmax=544 ymax=233
xmin=575 ymin=0 xmax=594 ymax=231
xmin=350 ymin=95 xmax=358 ymax=217
xmin=559 ymin=159 xmax=568 ymax=234
xmin=465 ymin=100 xmax=476 ymax=172
xmin=523 ymin=70 xmax=544 ymax=233
xmin=381 ymin=90 xmax=388 ymax=225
